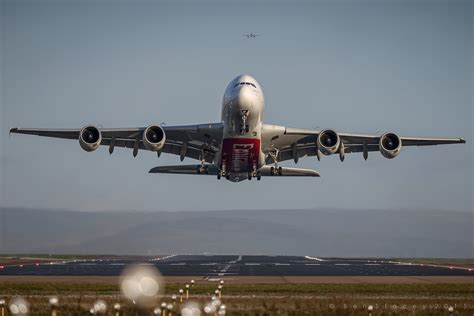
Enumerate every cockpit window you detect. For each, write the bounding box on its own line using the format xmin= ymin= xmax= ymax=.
xmin=234 ymin=82 xmax=257 ymax=88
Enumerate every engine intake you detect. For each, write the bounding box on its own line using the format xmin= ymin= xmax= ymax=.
xmin=79 ymin=125 xmax=102 ymax=152
xmin=143 ymin=125 xmax=166 ymax=151
xmin=379 ymin=132 xmax=401 ymax=159
xmin=317 ymin=129 xmax=340 ymax=155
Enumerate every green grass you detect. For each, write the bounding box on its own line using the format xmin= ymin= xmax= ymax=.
xmin=1 ymin=282 xmax=473 ymax=296
xmin=1 ymin=282 xmax=473 ymax=315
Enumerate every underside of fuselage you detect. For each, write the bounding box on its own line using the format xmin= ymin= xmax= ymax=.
xmin=217 ymin=75 xmax=265 ymax=181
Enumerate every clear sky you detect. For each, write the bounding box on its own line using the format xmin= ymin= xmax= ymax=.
xmin=1 ymin=0 xmax=472 ymax=213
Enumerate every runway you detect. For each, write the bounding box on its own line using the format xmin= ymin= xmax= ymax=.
xmin=1 ymin=255 xmax=472 ymax=278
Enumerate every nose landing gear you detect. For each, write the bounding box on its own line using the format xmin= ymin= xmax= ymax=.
xmin=240 ymin=110 xmax=250 ymax=135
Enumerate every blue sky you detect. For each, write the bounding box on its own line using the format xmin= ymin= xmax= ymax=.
xmin=1 ymin=0 xmax=472 ymax=212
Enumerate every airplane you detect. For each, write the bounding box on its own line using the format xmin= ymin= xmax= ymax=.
xmin=243 ymin=33 xmax=260 ymax=38
xmin=10 ymin=74 xmax=466 ymax=182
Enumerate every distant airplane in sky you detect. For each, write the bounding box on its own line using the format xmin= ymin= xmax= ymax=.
xmin=243 ymin=33 xmax=260 ymax=38
xmin=10 ymin=75 xmax=466 ymax=182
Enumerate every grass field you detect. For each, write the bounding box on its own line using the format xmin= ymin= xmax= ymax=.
xmin=1 ymin=282 xmax=473 ymax=315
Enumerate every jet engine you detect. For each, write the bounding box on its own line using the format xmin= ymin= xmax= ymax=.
xmin=79 ymin=125 xmax=102 ymax=152
xmin=143 ymin=125 xmax=166 ymax=151
xmin=379 ymin=132 xmax=402 ymax=159
xmin=317 ymin=129 xmax=340 ymax=155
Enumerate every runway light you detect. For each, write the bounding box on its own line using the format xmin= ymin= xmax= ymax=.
xmin=153 ymin=307 xmax=162 ymax=315
xmin=49 ymin=296 xmax=58 ymax=306
xmin=8 ymin=297 xmax=29 ymax=316
xmin=190 ymin=279 xmax=195 ymax=287
xmin=49 ymin=296 xmax=59 ymax=316
xmin=161 ymin=302 xmax=167 ymax=316
xmin=185 ymin=283 xmax=190 ymax=299
xmin=203 ymin=303 xmax=215 ymax=315
xmin=448 ymin=306 xmax=454 ymax=313
xmin=219 ymin=280 xmax=224 ymax=285
xmin=113 ymin=303 xmax=121 ymax=316
xmin=92 ymin=300 xmax=107 ymax=314
xmin=120 ymin=264 xmax=163 ymax=308
xmin=368 ymin=305 xmax=373 ymax=311
xmin=0 ymin=299 xmax=5 ymax=316
xmin=181 ymin=302 xmax=201 ymax=316
xmin=179 ymin=289 xmax=184 ymax=303
xmin=167 ymin=303 xmax=173 ymax=316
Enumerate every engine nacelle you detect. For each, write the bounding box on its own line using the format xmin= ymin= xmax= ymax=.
xmin=143 ymin=125 xmax=166 ymax=151
xmin=379 ymin=132 xmax=402 ymax=159
xmin=79 ymin=125 xmax=102 ymax=152
xmin=317 ymin=129 xmax=341 ymax=155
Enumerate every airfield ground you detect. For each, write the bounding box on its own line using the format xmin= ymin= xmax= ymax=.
xmin=0 ymin=255 xmax=473 ymax=315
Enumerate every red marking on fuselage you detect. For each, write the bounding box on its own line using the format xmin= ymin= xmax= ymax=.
xmin=221 ymin=138 xmax=261 ymax=173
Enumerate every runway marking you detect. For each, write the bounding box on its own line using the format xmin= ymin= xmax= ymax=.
xmin=364 ymin=264 xmax=381 ymax=266
xmin=170 ymin=263 xmax=186 ymax=266
xmin=274 ymin=263 xmax=290 ymax=266
xmin=217 ymin=273 xmax=237 ymax=276
xmin=335 ymin=264 xmax=350 ymax=266
xmin=304 ymin=256 xmax=325 ymax=262
xmin=200 ymin=263 xmax=217 ymax=266
xmin=305 ymin=264 xmax=320 ymax=266
xmin=245 ymin=263 xmax=260 ymax=266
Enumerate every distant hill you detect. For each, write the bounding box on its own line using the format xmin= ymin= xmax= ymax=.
xmin=0 ymin=208 xmax=472 ymax=258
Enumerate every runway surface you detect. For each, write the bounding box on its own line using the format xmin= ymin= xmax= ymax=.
xmin=0 ymin=255 xmax=472 ymax=277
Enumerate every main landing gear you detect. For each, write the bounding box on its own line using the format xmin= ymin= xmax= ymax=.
xmin=270 ymin=166 xmax=283 ymax=176
xmin=247 ymin=163 xmax=261 ymax=181
xmin=217 ymin=160 xmax=226 ymax=180
xmin=217 ymin=170 xmax=230 ymax=180
xmin=266 ymin=148 xmax=282 ymax=176
xmin=247 ymin=171 xmax=261 ymax=181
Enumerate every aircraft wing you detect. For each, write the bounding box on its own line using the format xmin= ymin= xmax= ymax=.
xmin=9 ymin=123 xmax=223 ymax=163
xmin=261 ymin=124 xmax=466 ymax=163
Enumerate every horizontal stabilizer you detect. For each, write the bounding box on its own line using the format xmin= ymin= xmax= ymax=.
xmin=259 ymin=166 xmax=320 ymax=177
xmin=149 ymin=165 xmax=320 ymax=177
xmin=149 ymin=164 xmax=219 ymax=175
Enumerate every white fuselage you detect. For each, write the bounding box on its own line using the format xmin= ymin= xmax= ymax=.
xmin=217 ymin=75 xmax=266 ymax=181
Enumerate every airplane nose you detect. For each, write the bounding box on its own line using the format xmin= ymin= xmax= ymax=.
xmin=235 ymin=86 xmax=254 ymax=109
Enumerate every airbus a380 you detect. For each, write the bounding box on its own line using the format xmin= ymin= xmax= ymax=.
xmin=10 ymin=75 xmax=466 ymax=182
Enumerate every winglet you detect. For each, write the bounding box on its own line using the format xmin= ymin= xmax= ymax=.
xmin=9 ymin=128 xmax=17 ymax=138
xmin=460 ymin=138 xmax=466 ymax=144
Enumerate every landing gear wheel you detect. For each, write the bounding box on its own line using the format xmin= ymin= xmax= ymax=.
xmin=225 ymin=173 xmax=230 ymax=180
xmin=217 ymin=172 xmax=222 ymax=180
xmin=256 ymin=172 xmax=261 ymax=181
xmin=270 ymin=166 xmax=275 ymax=176
xmin=278 ymin=166 xmax=283 ymax=176
xmin=248 ymin=173 xmax=252 ymax=181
